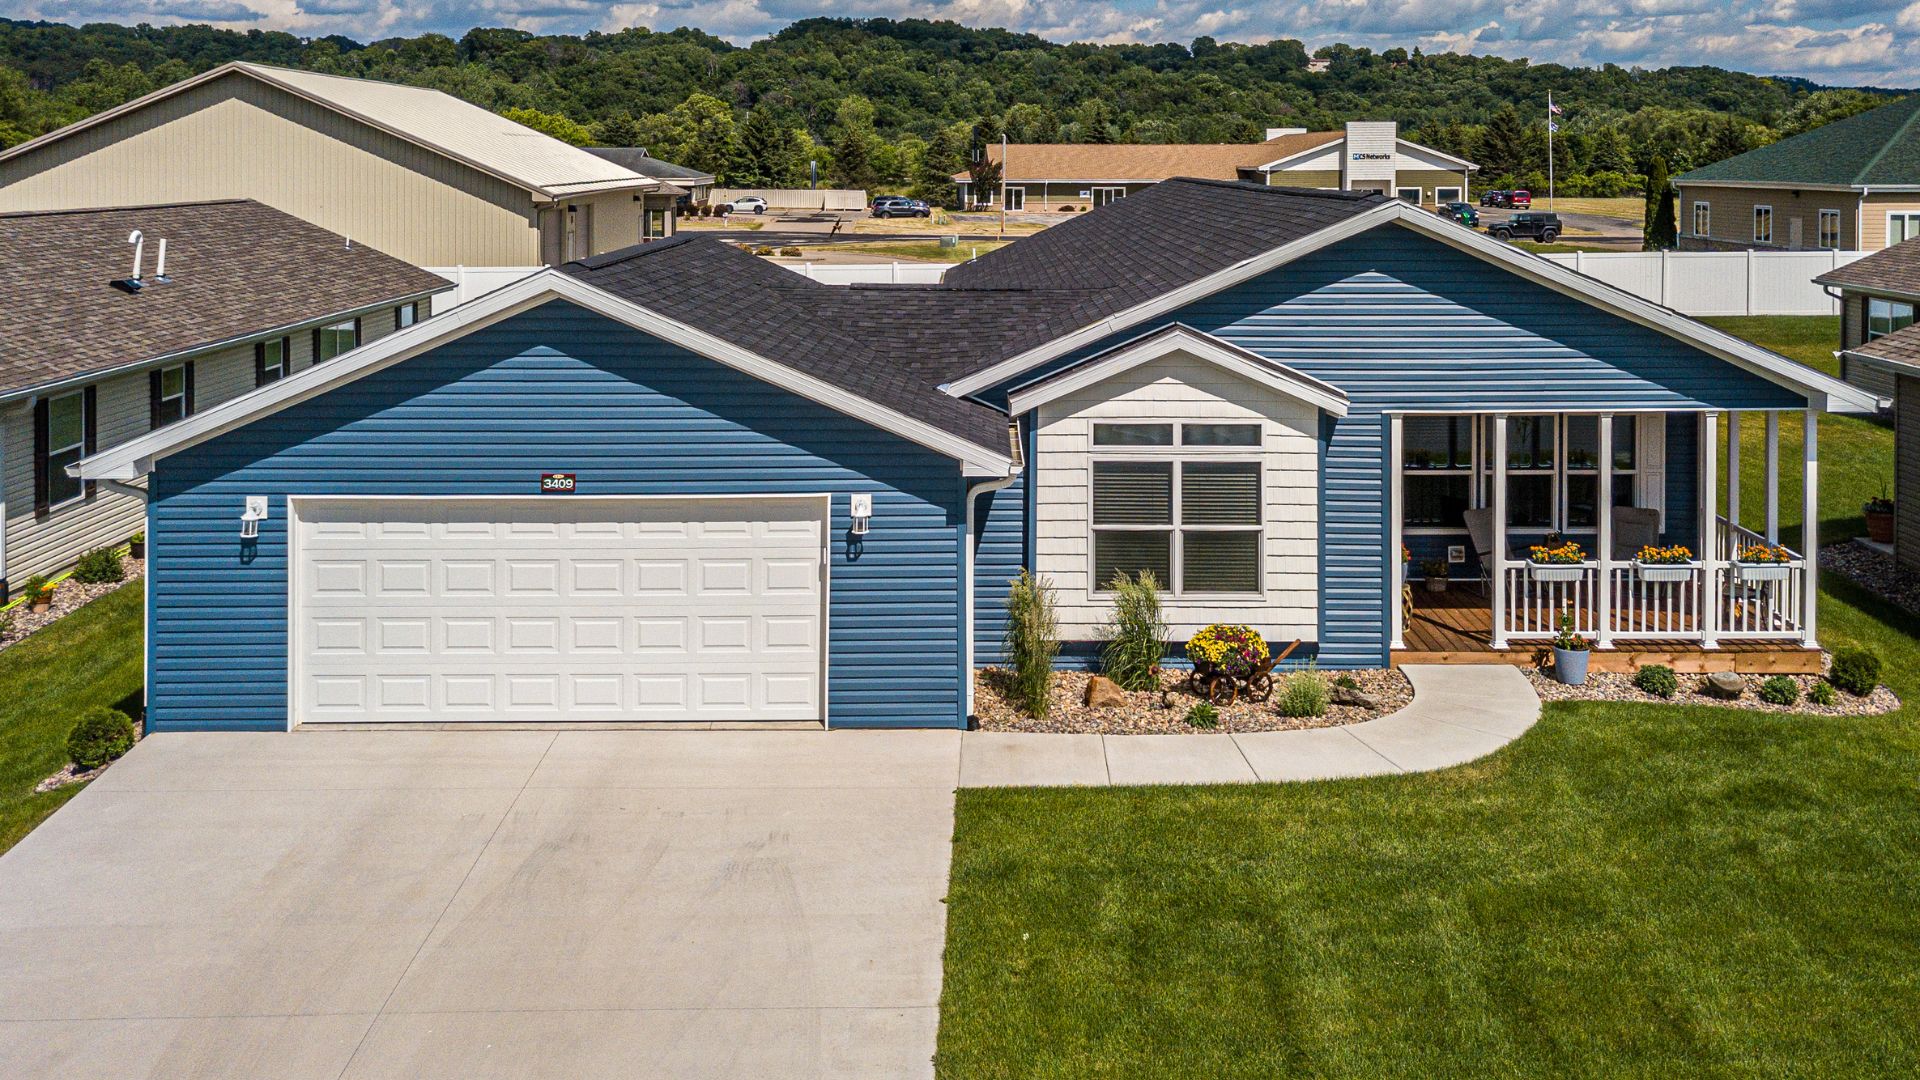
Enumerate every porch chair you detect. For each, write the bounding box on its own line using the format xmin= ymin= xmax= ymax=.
xmin=1610 ymin=507 xmax=1662 ymax=561
xmin=1461 ymin=507 xmax=1515 ymax=597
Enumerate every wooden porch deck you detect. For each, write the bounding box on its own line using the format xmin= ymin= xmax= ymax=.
xmin=1393 ymin=587 xmax=1822 ymax=673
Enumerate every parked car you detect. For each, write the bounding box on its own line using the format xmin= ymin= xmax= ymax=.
xmin=1436 ymin=202 xmax=1479 ymax=226
xmin=1508 ymin=189 xmax=1533 ymax=208
xmin=1479 ymin=190 xmax=1508 ymax=207
xmin=870 ymin=196 xmax=931 ymax=219
xmin=1488 ymin=212 xmax=1562 ymax=243
xmin=723 ymin=196 xmax=768 ymax=214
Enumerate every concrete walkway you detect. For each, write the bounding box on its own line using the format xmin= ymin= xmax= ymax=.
xmin=959 ymin=665 xmax=1540 ymax=787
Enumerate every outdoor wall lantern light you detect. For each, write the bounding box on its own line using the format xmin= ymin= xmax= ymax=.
xmin=849 ymin=492 xmax=872 ymax=536
xmin=239 ymin=496 xmax=268 ymax=539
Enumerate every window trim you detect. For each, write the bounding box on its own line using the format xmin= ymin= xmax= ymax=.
xmin=394 ymin=301 xmax=419 ymax=329
xmin=312 ymin=318 xmax=361 ymax=364
xmin=38 ymin=388 xmax=90 ymax=513
xmin=1401 ymin=413 xmax=1640 ymax=536
xmin=1817 ymin=209 xmax=1841 ymax=250
xmin=1692 ymin=201 xmax=1710 ymax=237
xmin=1753 ymin=204 xmax=1772 ymax=245
xmin=255 ymin=335 xmax=290 ymax=387
xmin=1867 ymin=296 xmax=1916 ymax=341
xmin=1888 ymin=210 xmax=1920 ymax=247
xmin=1088 ymin=427 xmax=1265 ymax=598
xmin=1435 ymin=186 xmax=1462 ymax=204
xmin=1396 ymin=186 xmax=1422 ymax=205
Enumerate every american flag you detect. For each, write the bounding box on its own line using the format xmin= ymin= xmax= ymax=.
xmin=1548 ymin=101 xmax=1563 ymax=115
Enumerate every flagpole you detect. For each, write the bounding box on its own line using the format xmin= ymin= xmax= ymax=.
xmin=1547 ymin=91 xmax=1554 ymax=211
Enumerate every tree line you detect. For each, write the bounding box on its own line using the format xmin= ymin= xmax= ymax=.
xmin=0 ymin=16 xmax=1902 ymax=206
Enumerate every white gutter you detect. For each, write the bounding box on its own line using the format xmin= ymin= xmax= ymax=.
xmin=960 ymin=423 xmax=1023 ymax=723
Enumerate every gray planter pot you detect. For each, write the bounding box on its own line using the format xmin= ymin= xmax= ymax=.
xmin=1553 ymin=646 xmax=1590 ymax=685
xmin=1529 ymin=562 xmax=1587 ymax=583
xmin=1735 ymin=561 xmax=1792 ymax=583
xmin=1632 ymin=560 xmax=1697 ymax=583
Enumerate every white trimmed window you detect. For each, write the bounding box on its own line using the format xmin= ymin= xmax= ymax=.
xmin=256 ymin=335 xmax=289 ymax=387
xmin=1396 ymin=187 xmax=1422 ymax=204
xmin=1868 ymin=297 xmax=1916 ymax=340
xmin=153 ymin=364 xmax=188 ymax=428
xmin=1889 ymin=212 xmax=1920 ymax=246
xmin=1563 ymin=416 xmax=1637 ymax=527
xmin=1436 ymin=186 xmax=1462 ymax=203
xmin=42 ymin=391 xmax=86 ymax=509
xmin=313 ymin=319 xmax=359 ymax=363
xmin=1402 ymin=414 xmax=1639 ymax=534
xmin=395 ymin=301 xmax=419 ymax=328
xmin=1818 ymin=210 xmax=1841 ymax=250
xmin=1754 ymin=205 xmax=1772 ymax=245
xmin=1692 ymin=201 xmax=1710 ymax=237
xmin=1090 ymin=422 xmax=1262 ymax=595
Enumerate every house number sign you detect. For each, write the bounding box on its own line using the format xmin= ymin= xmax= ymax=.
xmin=540 ymin=472 xmax=577 ymax=494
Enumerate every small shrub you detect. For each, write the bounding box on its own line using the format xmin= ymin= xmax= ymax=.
xmin=1184 ymin=702 xmax=1219 ymax=729
xmin=1101 ymin=571 xmax=1167 ymax=691
xmin=1275 ymin=670 xmax=1328 ymax=718
xmin=67 ymin=706 xmax=136 ymax=770
xmin=752 ymin=244 xmax=776 ymax=256
xmin=1333 ymin=673 xmax=1360 ymax=691
xmin=129 ymin=530 xmax=144 ymax=544
xmin=1001 ymin=571 xmax=1060 ymax=720
xmin=1633 ymin=664 xmax=1678 ymax=698
xmin=779 ymin=246 xmax=803 ymax=257
xmin=1828 ymin=647 xmax=1881 ymax=697
xmin=72 ymin=546 xmax=124 ymax=585
xmin=1758 ymin=675 xmax=1800 ymax=706
xmin=1808 ymin=681 xmax=1839 ymax=707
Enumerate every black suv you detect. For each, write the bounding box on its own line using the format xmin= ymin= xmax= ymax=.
xmin=1488 ymin=212 xmax=1562 ymax=243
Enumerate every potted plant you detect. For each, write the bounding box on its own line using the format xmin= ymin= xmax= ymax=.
xmin=23 ymin=574 xmax=52 ymax=613
xmin=1401 ymin=544 xmax=1412 ymax=582
xmin=128 ymin=531 xmax=146 ymax=560
xmin=1632 ymin=543 xmax=1697 ymax=583
xmin=1527 ymin=537 xmax=1589 ymax=582
xmin=1734 ymin=542 xmax=1794 ymax=582
xmin=1420 ymin=558 xmax=1450 ymax=593
xmin=1864 ymin=484 xmax=1894 ymax=544
xmin=1551 ymin=606 xmax=1591 ymax=685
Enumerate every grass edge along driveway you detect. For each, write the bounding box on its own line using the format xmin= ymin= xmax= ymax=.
xmin=0 ymin=581 xmax=144 ymax=855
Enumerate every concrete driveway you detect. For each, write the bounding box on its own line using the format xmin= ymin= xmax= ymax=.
xmin=0 ymin=730 xmax=962 ymax=1079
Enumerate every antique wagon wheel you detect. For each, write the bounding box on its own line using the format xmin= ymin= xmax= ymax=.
xmin=1205 ymin=674 xmax=1238 ymax=707
xmin=1246 ymin=671 xmax=1274 ymax=703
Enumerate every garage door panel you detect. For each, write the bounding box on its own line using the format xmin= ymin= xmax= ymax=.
xmin=296 ymin=498 xmax=825 ymax=725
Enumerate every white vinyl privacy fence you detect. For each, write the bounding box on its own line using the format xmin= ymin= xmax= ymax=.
xmin=776 ymin=249 xmax=1867 ymax=316
xmin=713 ymin=188 xmax=868 ymax=211
xmin=427 ymin=266 xmax=543 ymax=309
xmin=1529 ymin=250 xmax=1861 ymax=316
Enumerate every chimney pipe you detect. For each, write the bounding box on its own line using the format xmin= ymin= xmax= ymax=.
xmin=154 ymin=237 xmax=170 ymax=283
xmin=127 ymin=230 xmax=145 ymax=282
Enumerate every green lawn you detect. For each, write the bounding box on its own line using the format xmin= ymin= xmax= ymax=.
xmin=938 ymin=315 xmax=1920 ymax=1077
xmin=0 ymin=581 xmax=144 ymax=854
xmin=832 ymin=240 xmax=1010 ymax=263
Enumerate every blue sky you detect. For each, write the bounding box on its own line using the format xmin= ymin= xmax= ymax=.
xmin=11 ymin=1 xmax=1919 ymax=86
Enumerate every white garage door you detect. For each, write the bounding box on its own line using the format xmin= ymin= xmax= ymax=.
xmin=292 ymin=497 xmax=826 ymax=725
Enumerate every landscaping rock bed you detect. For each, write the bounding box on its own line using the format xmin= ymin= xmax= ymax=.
xmin=1820 ymin=542 xmax=1920 ymax=618
xmin=0 ymin=557 xmax=145 ymax=656
xmin=974 ymin=666 xmax=1411 ymax=734
xmin=1524 ymin=663 xmax=1900 ymax=717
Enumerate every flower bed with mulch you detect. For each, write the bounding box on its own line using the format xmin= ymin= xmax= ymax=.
xmin=1524 ymin=663 xmax=1900 ymax=717
xmin=1820 ymin=541 xmax=1920 ymax=618
xmin=0 ymin=557 xmax=145 ymax=657
xmin=974 ymin=666 xmax=1411 ymax=734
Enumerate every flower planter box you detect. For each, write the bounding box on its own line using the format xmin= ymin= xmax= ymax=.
xmin=1734 ymin=561 xmax=1793 ymax=583
xmin=1632 ymin=560 xmax=1698 ymax=583
xmin=1527 ymin=561 xmax=1587 ymax=583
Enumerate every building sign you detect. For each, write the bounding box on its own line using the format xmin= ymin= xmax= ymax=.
xmin=1351 ymin=152 xmax=1391 ymax=161
xmin=540 ymin=472 xmax=577 ymax=494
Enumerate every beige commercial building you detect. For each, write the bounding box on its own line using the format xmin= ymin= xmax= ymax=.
xmin=955 ymin=121 xmax=1476 ymax=210
xmin=0 ymin=62 xmax=685 ymax=268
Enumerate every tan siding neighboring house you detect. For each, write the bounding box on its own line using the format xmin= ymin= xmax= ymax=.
xmin=0 ymin=201 xmax=448 ymax=598
xmin=1675 ymin=184 xmax=1857 ymax=251
xmin=0 ymin=62 xmax=676 ymax=268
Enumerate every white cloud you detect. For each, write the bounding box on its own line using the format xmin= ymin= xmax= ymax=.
xmin=8 ymin=1 xmax=1916 ymax=84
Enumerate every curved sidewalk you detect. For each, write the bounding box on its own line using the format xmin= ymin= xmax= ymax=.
xmin=958 ymin=664 xmax=1541 ymax=787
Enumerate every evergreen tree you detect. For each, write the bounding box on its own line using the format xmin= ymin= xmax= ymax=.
xmin=1643 ymin=156 xmax=1676 ymax=249
xmin=736 ymin=108 xmax=796 ymax=186
xmin=1476 ymin=105 xmax=1528 ymax=180
xmin=916 ymin=121 xmax=969 ymax=206
xmin=1588 ymin=126 xmax=1632 ymax=174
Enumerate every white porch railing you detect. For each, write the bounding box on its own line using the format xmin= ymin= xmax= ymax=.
xmin=1496 ymin=516 xmax=1805 ymax=646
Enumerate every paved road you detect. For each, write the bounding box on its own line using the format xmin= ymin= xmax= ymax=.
xmin=0 ymin=730 xmax=961 ymax=1079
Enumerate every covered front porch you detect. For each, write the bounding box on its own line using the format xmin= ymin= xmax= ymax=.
xmin=1388 ymin=408 xmax=1821 ymax=672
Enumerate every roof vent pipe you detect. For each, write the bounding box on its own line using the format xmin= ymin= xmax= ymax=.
xmin=113 ymin=230 xmax=146 ymax=293
xmin=153 ymin=238 xmax=170 ymax=283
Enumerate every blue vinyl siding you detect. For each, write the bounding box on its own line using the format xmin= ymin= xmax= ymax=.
xmin=998 ymin=223 xmax=1811 ymax=667
xmin=970 ymin=471 xmax=1026 ymax=667
xmin=146 ymin=300 xmax=966 ymax=731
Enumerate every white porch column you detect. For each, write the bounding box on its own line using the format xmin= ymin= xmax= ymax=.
xmin=1764 ymin=411 xmax=1781 ymax=543
xmin=1491 ymin=413 xmax=1509 ymax=649
xmin=1700 ymin=411 xmax=1720 ymax=649
xmin=1389 ymin=414 xmax=1405 ymax=650
xmin=1596 ymin=413 xmax=1615 ymax=649
xmin=1803 ymin=408 xmax=1819 ymax=648
xmin=1726 ymin=408 xmax=1742 ymax=530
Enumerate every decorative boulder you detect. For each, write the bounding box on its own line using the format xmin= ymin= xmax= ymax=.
xmin=1084 ymin=675 xmax=1128 ymax=709
xmin=1331 ymin=684 xmax=1380 ymax=710
xmin=1702 ymin=672 xmax=1746 ymax=700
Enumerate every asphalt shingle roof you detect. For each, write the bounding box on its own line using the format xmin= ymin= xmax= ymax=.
xmin=0 ymin=200 xmax=450 ymax=398
xmin=559 ymin=180 xmax=1386 ymax=454
xmin=962 ymin=132 xmax=1343 ymax=183
xmin=1814 ymin=236 xmax=1920 ymax=298
xmin=1675 ymin=95 xmax=1920 ymax=188
xmin=583 ymin=148 xmax=714 ymax=183
xmin=1849 ymin=321 xmax=1920 ymax=369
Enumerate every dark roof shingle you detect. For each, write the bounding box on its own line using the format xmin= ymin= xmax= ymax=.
xmin=1813 ymin=236 xmax=1920 ymax=297
xmin=0 ymin=200 xmax=449 ymax=397
xmin=1675 ymin=95 xmax=1920 ymax=187
xmin=1849 ymin=320 xmax=1920 ymax=369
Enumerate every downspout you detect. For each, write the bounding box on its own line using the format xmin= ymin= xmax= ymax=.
xmin=960 ymin=420 xmax=1024 ymax=725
